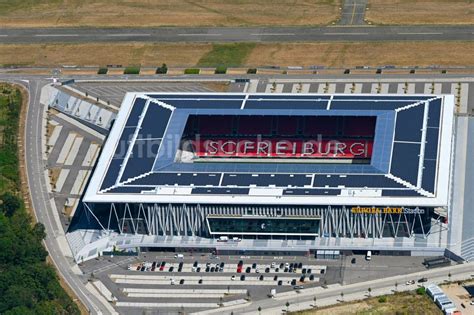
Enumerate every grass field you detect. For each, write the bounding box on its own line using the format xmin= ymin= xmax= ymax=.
xmin=4 ymin=41 xmax=471 ymax=69
xmin=0 ymin=84 xmax=21 ymax=193
xmin=245 ymin=42 xmax=474 ymax=68
xmin=0 ymin=0 xmax=340 ymax=28
xmin=198 ymin=43 xmax=256 ymax=67
xmin=367 ymin=0 xmax=473 ymax=25
xmin=291 ymin=291 xmax=442 ymax=315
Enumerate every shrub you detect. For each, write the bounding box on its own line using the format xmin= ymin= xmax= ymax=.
xmin=378 ymin=296 xmax=387 ymax=303
xmin=215 ymin=66 xmax=227 ymax=74
xmin=156 ymin=63 xmax=168 ymax=74
xmin=247 ymin=68 xmax=257 ymax=74
xmin=416 ymin=287 xmax=426 ymax=295
xmin=97 ymin=68 xmax=108 ymax=75
xmin=184 ymin=68 xmax=200 ymax=75
xmin=124 ymin=66 xmax=140 ymax=74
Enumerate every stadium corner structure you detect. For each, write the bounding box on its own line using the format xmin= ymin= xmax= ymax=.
xmin=67 ymin=92 xmax=458 ymax=262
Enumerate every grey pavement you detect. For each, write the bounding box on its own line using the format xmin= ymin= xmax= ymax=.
xmin=339 ymin=0 xmax=368 ymax=25
xmin=0 ymin=25 xmax=473 ymax=43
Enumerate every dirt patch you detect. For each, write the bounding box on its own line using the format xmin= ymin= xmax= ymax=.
xmin=0 ymin=43 xmax=213 ymax=68
xmin=366 ymin=0 xmax=473 ymax=25
xmin=293 ymin=291 xmax=442 ymax=315
xmin=245 ymin=42 xmax=474 ymax=68
xmin=201 ymin=82 xmax=231 ymax=92
xmin=0 ymin=0 xmax=340 ymax=28
xmin=49 ymin=167 xmax=61 ymax=188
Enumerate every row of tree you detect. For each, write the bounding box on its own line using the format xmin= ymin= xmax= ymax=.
xmin=0 ymin=85 xmax=80 ymax=314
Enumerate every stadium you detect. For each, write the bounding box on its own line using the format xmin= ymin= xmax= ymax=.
xmin=76 ymin=92 xmax=455 ymax=259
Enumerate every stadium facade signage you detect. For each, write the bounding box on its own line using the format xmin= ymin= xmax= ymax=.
xmin=350 ymin=207 xmax=425 ymax=214
xmin=193 ymin=139 xmax=373 ymax=158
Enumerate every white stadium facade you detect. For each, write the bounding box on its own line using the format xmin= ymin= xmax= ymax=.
xmin=68 ymin=92 xmax=459 ymax=262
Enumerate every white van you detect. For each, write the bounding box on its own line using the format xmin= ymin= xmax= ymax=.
xmin=217 ymin=236 xmax=229 ymax=242
xmin=175 ymin=254 xmax=184 ymax=259
xmin=366 ymin=250 xmax=372 ymax=261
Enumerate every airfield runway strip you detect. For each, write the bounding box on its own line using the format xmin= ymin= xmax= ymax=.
xmin=0 ymin=26 xmax=472 ymax=43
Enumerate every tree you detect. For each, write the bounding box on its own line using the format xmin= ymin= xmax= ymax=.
xmin=394 ymin=282 xmax=398 ymax=292
xmin=340 ymin=292 xmax=344 ymax=301
xmin=368 ymin=287 xmax=372 ymax=297
xmin=448 ymin=272 xmax=452 ymax=282
xmin=258 ymin=306 xmax=262 ymax=314
xmin=285 ymin=301 xmax=290 ymax=312
xmin=0 ymin=193 xmax=21 ymax=217
xmin=246 ymin=290 xmax=251 ymax=301
xmin=219 ymin=296 xmax=223 ymax=307
xmin=313 ymin=296 xmax=317 ymax=308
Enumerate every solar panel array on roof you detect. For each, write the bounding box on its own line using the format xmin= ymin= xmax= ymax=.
xmin=315 ymin=174 xmax=404 ymax=188
xmin=221 ymin=174 xmax=312 ymax=187
xmin=128 ymin=172 xmax=221 ymax=186
xmin=390 ymin=142 xmax=421 ymax=186
xmin=284 ymin=189 xmax=341 ymax=196
xmin=394 ymin=104 xmax=424 ymax=142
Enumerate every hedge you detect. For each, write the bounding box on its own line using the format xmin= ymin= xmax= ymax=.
xmin=184 ymin=68 xmax=200 ymax=74
xmin=124 ymin=66 xmax=140 ymax=74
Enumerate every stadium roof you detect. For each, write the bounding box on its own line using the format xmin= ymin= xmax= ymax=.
xmin=83 ymin=92 xmax=454 ymax=206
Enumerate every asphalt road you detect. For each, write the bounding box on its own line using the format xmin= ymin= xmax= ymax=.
xmin=15 ymin=78 xmax=111 ymax=315
xmin=0 ymin=26 xmax=473 ymax=43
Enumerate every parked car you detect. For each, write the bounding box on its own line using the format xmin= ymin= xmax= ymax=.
xmin=309 ymin=274 xmax=315 ymax=281
xmin=302 ymin=268 xmax=307 ymax=274
xmin=293 ymin=285 xmax=304 ymax=290
xmin=198 ymin=279 xmax=203 ymax=284
xmin=193 ymin=261 xmax=199 ymax=268
xmin=252 ymin=263 xmax=257 ymax=269
xmin=307 ymin=268 xmax=312 ymax=274
xmin=280 ymin=263 xmax=285 ymax=269
xmin=351 ymin=258 xmax=356 ymax=264
xmin=179 ymin=279 xmax=185 ymax=285
xmin=271 ymin=262 xmax=276 ymax=269
xmin=240 ymin=275 xmax=246 ymax=281
xmin=418 ymin=277 xmax=428 ymax=283
xmin=406 ymin=280 xmax=415 ymax=285
xmin=275 ymin=268 xmax=280 ymax=272
xmin=231 ymin=275 xmax=236 ymax=281
xmin=297 ymin=262 xmax=303 ymax=269
xmin=205 ymin=266 xmax=210 ymax=272
xmin=210 ymin=267 xmax=215 ymax=272
xmin=265 ymin=267 xmax=270 ymax=273
xmin=278 ymin=280 xmax=283 ymax=286
xmin=273 ymin=275 xmax=278 ymax=281
xmin=169 ymin=266 xmax=174 ymax=272
xmin=238 ymin=260 xmax=244 ymax=267
xmin=196 ymin=267 xmax=201 ymax=272
xmin=291 ymin=279 xmax=297 ymax=286
xmin=246 ymin=267 xmax=251 ymax=273
xmin=259 ymin=275 xmax=264 ymax=281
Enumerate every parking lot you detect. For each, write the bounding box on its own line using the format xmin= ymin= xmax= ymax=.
xmin=78 ymin=251 xmax=429 ymax=314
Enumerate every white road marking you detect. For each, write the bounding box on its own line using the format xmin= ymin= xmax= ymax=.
xmin=34 ymin=34 xmax=79 ymax=37
xmin=250 ymin=33 xmax=295 ymax=36
xmin=397 ymin=32 xmax=443 ymax=35
xmin=106 ymin=33 xmax=151 ymax=37
xmin=177 ymin=33 xmax=222 ymax=36
xmin=323 ymin=32 xmax=368 ymax=35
